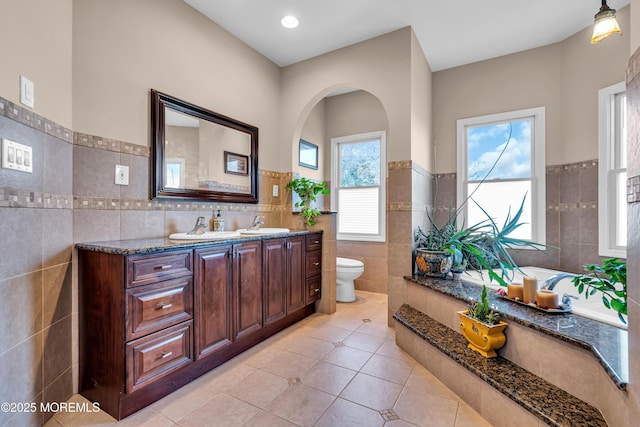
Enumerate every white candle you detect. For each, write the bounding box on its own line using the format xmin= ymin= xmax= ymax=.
xmin=522 ymin=276 xmax=538 ymax=304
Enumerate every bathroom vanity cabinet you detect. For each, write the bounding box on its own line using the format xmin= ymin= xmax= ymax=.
xmin=77 ymin=231 xmax=322 ymax=420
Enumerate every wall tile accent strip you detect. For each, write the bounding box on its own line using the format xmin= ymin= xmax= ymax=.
xmin=388 ymin=160 xmax=412 ymax=170
xmin=628 ymin=175 xmax=640 ymax=203
xmin=0 ymin=96 xmax=73 ymax=144
xmin=73 ymin=131 xmax=149 ymax=157
xmin=0 ymin=188 xmax=73 ymax=209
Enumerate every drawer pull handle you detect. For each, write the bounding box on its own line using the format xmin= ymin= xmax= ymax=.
xmin=314 ymin=289 xmax=320 ymax=293
xmin=154 ymin=265 xmax=173 ymax=270
xmin=313 ymin=240 xmax=320 ymax=244
xmin=161 ymin=351 xmax=173 ymax=359
xmin=157 ymin=303 xmax=173 ymax=310
xmin=313 ymin=262 xmax=320 ymax=266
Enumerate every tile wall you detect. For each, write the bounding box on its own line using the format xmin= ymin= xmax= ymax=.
xmin=431 ymin=160 xmax=610 ymax=274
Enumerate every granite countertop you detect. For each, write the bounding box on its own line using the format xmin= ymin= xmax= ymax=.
xmin=76 ymin=230 xmax=322 ymax=255
xmin=405 ymin=274 xmax=628 ymax=390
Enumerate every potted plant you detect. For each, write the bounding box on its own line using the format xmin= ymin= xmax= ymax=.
xmin=572 ymin=258 xmax=627 ymax=324
xmin=457 ymin=285 xmax=508 ymax=358
xmin=415 ymin=196 xmax=548 ymax=285
xmin=286 ymin=177 xmax=330 ymax=226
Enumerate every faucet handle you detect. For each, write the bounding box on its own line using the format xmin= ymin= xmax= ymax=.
xmin=562 ymin=294 xmax=579 ymax=308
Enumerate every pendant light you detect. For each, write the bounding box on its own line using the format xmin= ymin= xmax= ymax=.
xmin=591 ymin=0 xmax=622 ymax=44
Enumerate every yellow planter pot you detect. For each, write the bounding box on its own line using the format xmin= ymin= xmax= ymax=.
xmin=457 ymin=310 xmax=508 ymax=358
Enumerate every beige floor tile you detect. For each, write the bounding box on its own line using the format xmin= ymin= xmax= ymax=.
xmin=285 ymin=335 xmax=337 ymax=359
xmin=393 ymin=386 xmax=459 ymax=427
xmin=339 ymin=373 xmax=403 ymax=411
xmin=343 ymin=331 xmax=387 ymax=352
xmin=226 ymin=369 xmax=289 ymax=408
xmin=376 ymin=336 xmax=416 ymax=362
xmin=322 ymin=313 xmax=369 ymax=331
xmin=314 ymin=397 xmax=385 ymax=427
xmin=404 ymin=364 xmax=459 ymax=401
xmin=266 ymin=384 xmax=335 ymax=426
xmin=236 ymin=343 xmax=283 ymax=368
xmin=259 ymin=350 xmax=318 ymax=378
xmin=243 ymin=410 xmax=297 ymax=427
xmin=114 ymin=408 xmax=175 ymax=427
xmin=53 ymin=394 xmax=116 ymax=427
xmin=454 ymin=401 xmax=493 ymax=427
xmin=304 ymin=323 xmax=353 ymax=342
xmin=301 ymin=360 xmax=358 ymax=396
xmin=193 ymin=361 xmax=257 ymax=392
xmin=177 ymin=393 xmax=259 ymax=427
xmin=354 ymin=321 xmax=394 ymax=338
xmin=150 ymin=379 xmax=219 ymax=422
xmin=385 ymin=420 xmax=422 ymax=427
xmin=360 ymin=353 xmax=414 ymax=385
xmin=322 ymin=345 xmax=373 ymax=371
xmin=44 ymin=418 xmax=64 ymax=427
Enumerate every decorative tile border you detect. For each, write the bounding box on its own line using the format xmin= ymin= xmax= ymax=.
xmin=388 ymin=160 xmax=412 ymax=170
xmin=546 ymin=160 xmax=598 ymax=174
xmin=0 ymin=96 xmax=73 ymax=144
xmin=0 ymin=188 xmax=73 ymax=209
xmin=74 ymin=132 xmax=149 ymax=157
xmin=628 ymin=175 xmax=640 ymax=203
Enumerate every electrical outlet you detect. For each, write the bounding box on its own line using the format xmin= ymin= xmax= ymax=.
xmin=115 ymin=164 xmax=129 ymax=185
xmin=273 ymin=184 xmax=279 ymax=197
xmin=2 ymin=138 xmax=32 ymax=173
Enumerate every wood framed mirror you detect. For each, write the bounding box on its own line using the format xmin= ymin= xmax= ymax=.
xmin=151 ymin=89 xmax=259 ymax=203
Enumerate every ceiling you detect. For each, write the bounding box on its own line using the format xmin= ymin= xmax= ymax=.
xmin=184 ymin=0 xmax=629 ymax=72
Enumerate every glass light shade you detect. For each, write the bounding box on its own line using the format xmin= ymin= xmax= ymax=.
xmin=591 ymin=9 xmax=622 ymax=44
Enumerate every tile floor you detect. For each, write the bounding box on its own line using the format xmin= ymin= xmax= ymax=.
xmin=44 ymin=291 xmax=492 ymax=427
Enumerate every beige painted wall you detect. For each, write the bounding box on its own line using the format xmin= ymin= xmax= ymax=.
xmin=298 ymin=99 xmax=326 ymax=181
xmin=279 ymin=27 xmax=413 ymax=172
xmin=0 ymin=0 xmax=73 ymax=128
xmin=632 ymin=0 xmax=640 ymax=54
xmin=410 ymin=30 xmax=433 ymax=172
xmin=72 ymin=0 xmax=282 ymax=170
xmin=433 ymin=6 xmax=630 ymax=172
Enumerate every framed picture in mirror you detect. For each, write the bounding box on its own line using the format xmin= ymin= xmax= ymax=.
xmin=299 ymin=139 xmax=318 ymax=170
xmin=224 ymin=151 xmax=249 ymax=175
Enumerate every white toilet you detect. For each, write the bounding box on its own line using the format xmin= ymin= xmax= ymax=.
xmin=336 ymin=257 xmax=364 ymax=302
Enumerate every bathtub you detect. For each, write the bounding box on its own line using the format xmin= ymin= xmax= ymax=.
xmin=461 ymin=266 xmax=627 ymax=329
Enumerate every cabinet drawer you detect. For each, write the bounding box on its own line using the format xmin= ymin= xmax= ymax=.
xmin=126 ymin=321 xmax=193 ymax=393
xmin=126 ymin=278 xmax=193 ymax=340
xmin=306 ymin=251 xmax=322 ymax=278
xmin=127 ymin=250 xmax=192 ymax=287
xmin=306 ymin=234 xmax=322 ymax=252
xmin=307 ymin=277 xmax=321 ymax=303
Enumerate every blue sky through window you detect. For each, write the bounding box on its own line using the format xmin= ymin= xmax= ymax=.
xmin=467 ymin=119 xmax=531 ymax=180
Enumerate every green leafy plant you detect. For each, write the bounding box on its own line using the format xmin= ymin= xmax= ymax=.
xmin=572 ymin=258 xmax=627 ymax=324
xmin=467 ymin=285 xmax=500 ymax=325
xmin=286 ymin=177 xmax=330 ymax=226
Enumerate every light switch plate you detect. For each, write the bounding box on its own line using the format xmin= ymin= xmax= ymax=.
xmin=272 ymin=184 xmax=279 ymax=197
xmin=20 ymin=75 xmax=34 ymax=108
xmin=2 ymin=138 xmax=33 ymax=173
xmin=115 ymin=164 xmax=129 ymax=185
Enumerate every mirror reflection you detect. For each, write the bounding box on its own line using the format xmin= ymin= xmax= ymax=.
xmin=164 ymin=108 xmax=252 ymax=194
xmin=151 ymin=89 xmax=259 ymax=203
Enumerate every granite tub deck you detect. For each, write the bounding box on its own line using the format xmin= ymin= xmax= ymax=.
xmin=394 ymin=305 xmax=607 ymax=427
xmin=403 ymin=275 xmax=628 ymax=390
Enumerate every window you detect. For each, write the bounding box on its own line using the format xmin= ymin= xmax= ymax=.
xmin=456 ymin=107 xmax=546 ymax=244
xmin=331 ymin=131 xmax=386 ymax=242
xmin=598 ymin=82 xmax=627 ymax=257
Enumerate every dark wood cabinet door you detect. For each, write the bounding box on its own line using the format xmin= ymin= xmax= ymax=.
xmin=234 ymin=241 xmax=263 ymax=340
xmin=194 ymin=246 xmax=233 ymax=359
xmin=287 ymin=236 xmax=306 ymax=314
xmin=263 ymin=238 xmax=287 ymax=326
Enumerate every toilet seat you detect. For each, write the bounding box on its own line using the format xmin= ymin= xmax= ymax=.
xmin=337 ymin=257 xmax=364 ymax=268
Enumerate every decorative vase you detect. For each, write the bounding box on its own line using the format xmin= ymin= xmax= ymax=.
xmin=415 ymin=249 xmax=453 ymax=278
xmin=457 ymin=310 xmax=508 ymax=358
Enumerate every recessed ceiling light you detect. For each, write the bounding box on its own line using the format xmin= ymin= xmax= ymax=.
xmin=281 ymin=15 xmax=299 ymax=29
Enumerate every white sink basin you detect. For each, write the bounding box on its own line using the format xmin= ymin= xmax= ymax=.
xmin=169 ymin=231 xmax=241 ymax=240
xmin=236 ymin=228 xmax=290 ymax=235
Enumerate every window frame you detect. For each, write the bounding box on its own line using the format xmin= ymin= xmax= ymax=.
xmin=331 ymin=131 xmax=387 ymax=242
xmin=456 ymin=107 xmax=546 ymax=245
xmin=598 ymin=81 xmax=627 ymax=258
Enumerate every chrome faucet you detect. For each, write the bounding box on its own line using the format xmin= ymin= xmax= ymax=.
xmin=247 ymin=215 xmax=264 ymax=230
xmin=186 ymin=216 xmax=208 ymax=235
xmin=541 ymin=273 xmax=576 ymax=291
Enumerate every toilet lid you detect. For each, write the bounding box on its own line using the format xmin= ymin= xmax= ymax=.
xmin=337 ymin=257 xmax=364 ymax=268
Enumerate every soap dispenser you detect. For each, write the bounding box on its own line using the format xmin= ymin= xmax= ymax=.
xmin=213 ymin=210 xmax=225 ymax=232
